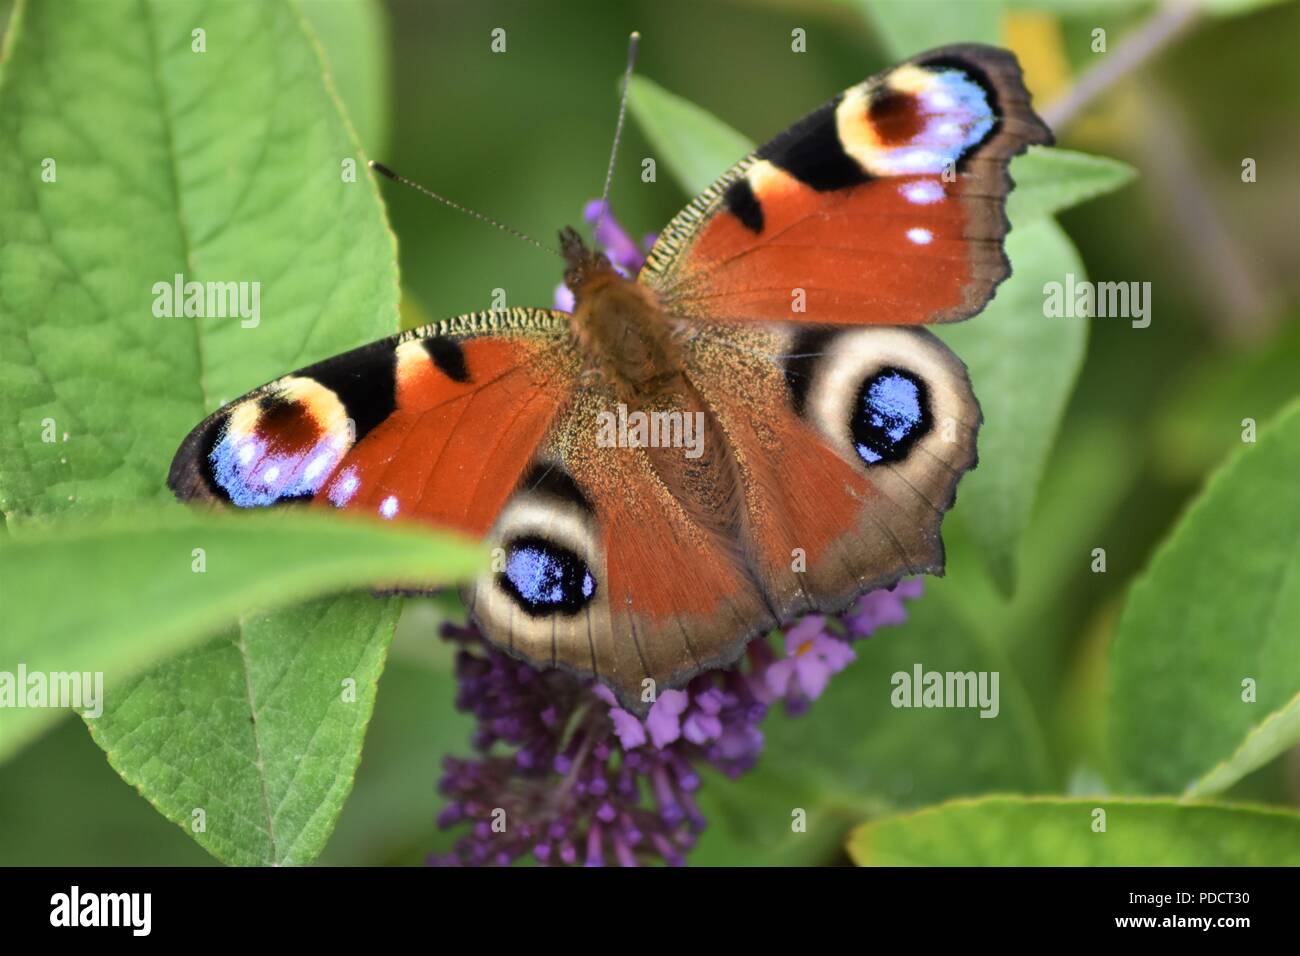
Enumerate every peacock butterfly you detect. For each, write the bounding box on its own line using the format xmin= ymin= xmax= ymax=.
xmin=168 ymin=43 xmax=1052 ymax=712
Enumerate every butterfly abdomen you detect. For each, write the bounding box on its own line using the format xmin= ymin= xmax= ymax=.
xmin=571 ymin=268 xmax=683 ymax=398
xmin=565 ymin=264 xmax=749 ymax=555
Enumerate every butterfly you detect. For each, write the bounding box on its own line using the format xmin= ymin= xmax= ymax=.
xmin=168 ymin=44 xmax=1051 ymax=713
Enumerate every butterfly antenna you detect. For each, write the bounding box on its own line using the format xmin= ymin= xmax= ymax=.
xmin=368 ymin=161 xmax=559 ymax=258
xmin=593 ymin=31 xmax=640 ymax=239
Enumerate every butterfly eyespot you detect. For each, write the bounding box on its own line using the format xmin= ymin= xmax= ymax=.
xmin=850 ymin=368 xmax=930 ymax=465
xmin=867 ymin=88 xmax=926 ymax=146
xmin=205 ymin=378 xmax=353 ymax=507
xmin=497 ymin=535 xmax=597 ymax=617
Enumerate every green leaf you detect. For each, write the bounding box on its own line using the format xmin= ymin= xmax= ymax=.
xmin=1188 ymin=694 xmax=1300 ymax=798
xmin=848 ymin=796 xmax=1300 ymax=865
xmin=300 ymin=0 xmax=390 ymax=156
xmin=938 ymin=218 xmax=1089 ymax=594
xmin=858 ymin=0 xmax=1002 ymax=60
xmin=626 ymin=75 xmax=754 ymax=197
xmin=1008 ymin=147 xmax=1137 ymax=224
xmin=90 ymin=592 xmax=397 ymax=866
xmin=0 ymin=508 xmax=484 ymax=763
xmin=0 ymin=0 xmax=409 ymax=864
xmin=1108 ymin=400 xmax=1300 ymax=795
xmin=693 ymin=584 xmax=1052 ymax=865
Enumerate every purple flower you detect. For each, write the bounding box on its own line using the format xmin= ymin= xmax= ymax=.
xmin=765 ymin=616 xmax=856 ymax=703
xmin=432 ymin=201 xmax=926 ymax=866
xmin=583 ymin=199 xmax=646 ymax=275
xmin=554 ymin=283 xmax=575 ymax=313
xmin=845 ymin=577 xmax=923 ymax=637
xmin=607 ymin=702 xmax=647 ymax=750
xmin=645 ymin=689 xmax=690 ymax=748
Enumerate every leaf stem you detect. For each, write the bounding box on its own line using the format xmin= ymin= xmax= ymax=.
xmin=1042 ymin=0 xmax=1201 ymax=133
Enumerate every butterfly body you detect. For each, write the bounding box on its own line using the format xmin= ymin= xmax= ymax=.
xmin=563 ymin=233 xmax=683 ymax=399
xmin=168 ymin=45 xmax=1051 ymax=711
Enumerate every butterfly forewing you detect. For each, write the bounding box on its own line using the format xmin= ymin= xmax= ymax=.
xmin=168 ymin=308 xmax=577 ymax=538
xmin=639 ymin=44 xmax=1052 ymax=327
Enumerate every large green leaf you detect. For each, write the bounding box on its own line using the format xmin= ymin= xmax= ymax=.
xmin=848 ymin=796 xmax=1300 ymax=865
xmin=300 ymin=0 xmax=390 ymax=157
xmin=1108 ymin=400 xmax=1300 ymax=795
xmin=693 ymin=584 xmax=1052 ymax=865
xmin=0 ymin=0 xmax=408 ymax=863
xmin=0 ymin=508 xmax=483 ymax=762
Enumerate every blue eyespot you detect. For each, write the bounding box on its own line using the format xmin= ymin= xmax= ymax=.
xmin=208 ymin=423 xmax=345 ymax=507
xmin=203 ymin=393 xmax=350 ymax=508
xmin=498 ymin=536 xmax=597 ymax=617
xmin=851 ymin=369 xmax=930 ymax=465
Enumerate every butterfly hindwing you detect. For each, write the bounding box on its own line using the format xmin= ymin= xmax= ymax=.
xmin=680 ymin=321 xmax=979 ymax=622
xmin=639 ymin=44 xmax=1052 ymax=327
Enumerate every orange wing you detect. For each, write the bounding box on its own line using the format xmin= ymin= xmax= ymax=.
xmin=680 ymin=322 xmax=980 ymax=623
xmin=639 ymin=44 xmax=1051 ymax=327
xmin=168 ymin=308 xmax=578 ymax=540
